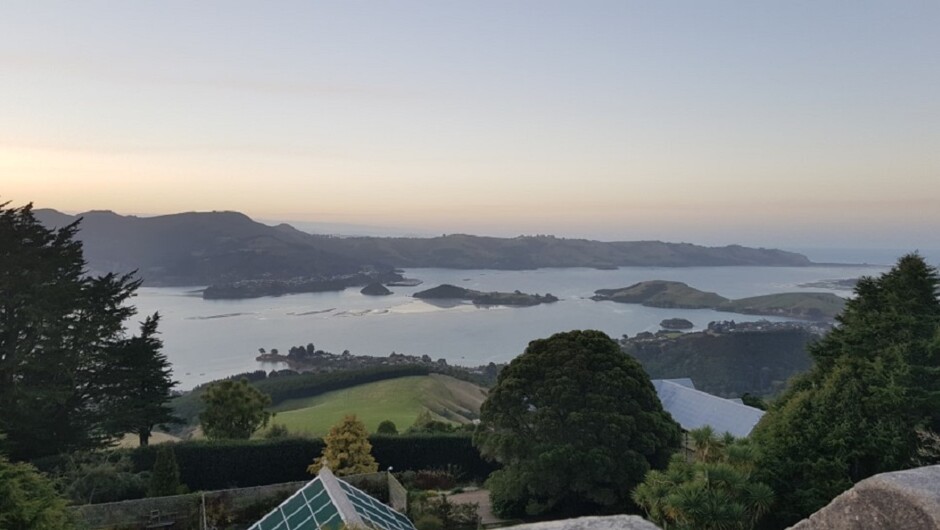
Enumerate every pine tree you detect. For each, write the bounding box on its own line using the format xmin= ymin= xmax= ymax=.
xmin=0 ymin=202 xmax=152 ymax=460
xmin=103 ymin=313 xmax=180 ymax=446
xmin=148 ymin=446 xmax=181 ymax=497
xmin=752 ymin=254 xmax=940 ymax=526
xmin=308 ymin=415 xmax=378 ymax=476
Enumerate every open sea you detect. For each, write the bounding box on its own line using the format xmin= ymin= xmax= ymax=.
xmin=131 ymin=265 xmax=889 ymax=389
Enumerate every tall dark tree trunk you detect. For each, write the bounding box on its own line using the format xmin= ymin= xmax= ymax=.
xmin=139 ymin=429 xmax=151 ymax=447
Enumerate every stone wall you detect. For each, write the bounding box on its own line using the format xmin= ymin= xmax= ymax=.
xmin=71 ymin=481 xmax=305 ymax=530
xmin=70 ymin=472 xmax=403 ymax=529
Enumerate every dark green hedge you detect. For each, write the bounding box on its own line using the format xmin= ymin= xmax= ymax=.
xmin=121 ymin=434 xmax=497 ymax=492
xmin=130 ymin=437 xmax=325 ymax=491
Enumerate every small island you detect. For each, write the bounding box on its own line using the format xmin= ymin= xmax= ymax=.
xmin=360 ymin=282 xmax=392 ymax=296
xmin=413 ymin=284 xmax=559 ymax=307
xmin=593 ymin=280 xmax=845 ymax=321
xmin=660 ymin=318 xmax=694 ymax=330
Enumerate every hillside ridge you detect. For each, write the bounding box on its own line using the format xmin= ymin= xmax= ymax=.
xmin=35 ymin=208 xmax=814 ymax=287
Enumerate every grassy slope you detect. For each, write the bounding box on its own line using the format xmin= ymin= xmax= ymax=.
xmin=268 ymin=374 xmax=487 ymax=436
xmin=721 ymin=292 xmax=846 ymax=320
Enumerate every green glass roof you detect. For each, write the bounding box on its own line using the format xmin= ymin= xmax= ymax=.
xmin=249 ymin=469 xmax=415 ymax=530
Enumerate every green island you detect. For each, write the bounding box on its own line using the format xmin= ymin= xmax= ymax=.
xmin=593 ymin=280 xmax=845 ymax=320
xmin=413 ymin=283 xmax=559 ymax=307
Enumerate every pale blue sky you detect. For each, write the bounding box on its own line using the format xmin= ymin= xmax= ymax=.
xmin=2 ymin=1 xmax=938 ymax=252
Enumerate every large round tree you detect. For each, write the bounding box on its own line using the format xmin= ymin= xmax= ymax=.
xmin=474 ymin=330 xmax=680 ymax=518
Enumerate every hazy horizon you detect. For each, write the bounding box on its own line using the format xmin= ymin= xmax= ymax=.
xmin=3 ymin=2 xmax=938 ymax=253
xmin=29 ymin=203 xmax=936 ymax=266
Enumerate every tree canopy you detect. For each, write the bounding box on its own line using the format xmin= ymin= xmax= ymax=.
xmin=308 ymin=414 xmax=378 ymax=476
xmin=200 ymin=379 xmax=272 ymax=439
xmin=752 ymin=254 xmax=940 ymax=526
xmin=0 ymin=202 xmax=177 ymax=460
xmin=474 ymin=330 xmax=681 ymax=518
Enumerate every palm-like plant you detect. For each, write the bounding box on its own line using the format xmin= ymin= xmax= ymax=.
xmin=632 ymin=428 xmax=774 ymax=530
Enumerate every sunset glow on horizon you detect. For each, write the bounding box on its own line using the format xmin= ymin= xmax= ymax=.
xmin=2 ymin=1 xmax=938 ymax=251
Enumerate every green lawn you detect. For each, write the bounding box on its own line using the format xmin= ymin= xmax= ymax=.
xmin=266 ymin=374 xmax=486 ymax=436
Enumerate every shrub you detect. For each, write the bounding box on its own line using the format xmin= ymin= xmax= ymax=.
xmin=414 ymin=515 xmax=443 ymax=530
xmin=414 ymin=470 xmax=456 ymax=491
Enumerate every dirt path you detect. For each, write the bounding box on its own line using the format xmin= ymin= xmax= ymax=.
xmin=448 ymin=489 xmax=508 ymax=526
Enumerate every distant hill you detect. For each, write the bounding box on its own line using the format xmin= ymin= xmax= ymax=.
xmin=34 ymin=209 xmax=373 ymax=286
xmin=594 ymin=280 xmax=846 ymax=321
xmin=35 ymin=208 xmax=814 ymax=287
xmin=312 ymin=233 xmax=813 ymax=269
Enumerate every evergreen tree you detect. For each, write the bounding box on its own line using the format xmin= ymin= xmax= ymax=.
xmin=308 ymin=414 xmax=378 ymax=476
xmin=0 ymin=202 xmax=163 ymax=460
xmin=103 ymin=313 xmax=180 ymax=446
xmin=752 ymin=254 xmax=940 ymax=526
xmin=149 ymin=446 xmax=182 ymax=497
xmin=200 ymin=379 xmax=272 ymax=439
xmin=474 ymin=330 xmax=681 ymax=518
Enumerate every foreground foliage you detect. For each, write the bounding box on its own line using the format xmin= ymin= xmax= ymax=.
xmin=632 ymin=427 xmax=773 ymax=530
xmin=752 ymin=254 xmax=940 ymax=526
xmin=308 ymin=414 xmax=378 ymax=476
xmin=0 ymin=455 xmax=73 ymax=529
xmin=475 ymin=330 xmax=680 ymax=517
xmin=0 ymin=202 xmax=178 ymax=460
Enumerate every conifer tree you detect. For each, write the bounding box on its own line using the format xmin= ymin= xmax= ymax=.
xmin=0 ymin=202 xmax=175 ymax=460
xmin=752 ymin=254 xmax=940 ymax=526
xmin=148 ymin=446 xmax=182 ymax=497
xmin=308 ymin=415 xmax=378 ymax=476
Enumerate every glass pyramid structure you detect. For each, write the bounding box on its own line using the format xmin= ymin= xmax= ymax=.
xmin=249 ymin=467 xmax=416 ymax=530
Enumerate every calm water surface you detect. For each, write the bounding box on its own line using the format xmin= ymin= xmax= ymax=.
xmin=130 ymin=265 xmax=887 ymax=389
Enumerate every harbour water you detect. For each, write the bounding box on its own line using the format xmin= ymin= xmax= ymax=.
xmin=130 ymin=265 xmax=888 ymax=389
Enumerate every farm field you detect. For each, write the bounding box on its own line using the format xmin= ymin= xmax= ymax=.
xmin=267 ymin=374 xmax=487 ymax=435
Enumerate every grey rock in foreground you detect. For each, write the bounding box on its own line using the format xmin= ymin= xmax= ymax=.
xmin=510 ymin=515 xmax=661 ymax=530
xmin=789 ymin=465 xmax=940 ymax=530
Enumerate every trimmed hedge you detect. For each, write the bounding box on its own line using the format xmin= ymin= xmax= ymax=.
xmin=122 ymin=434 xmax=497 ymax=492
xmin=130 ymin=438 xmax=324 ymax=491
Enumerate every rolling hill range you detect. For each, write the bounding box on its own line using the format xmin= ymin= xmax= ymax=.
xmin=267 ymin=374 xmax=487 ymax=436
xmin=34 ymin=208 xmax=373 ymax=286
xmin=35 ymin=207 xmax=813 ymax=286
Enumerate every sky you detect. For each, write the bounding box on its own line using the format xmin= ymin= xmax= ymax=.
xmin=2 ymin=1 xmax=938 ymax=254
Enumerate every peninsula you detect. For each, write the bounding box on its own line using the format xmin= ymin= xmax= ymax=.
xmin=593 ymin=280 xmax=846 ymax=321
